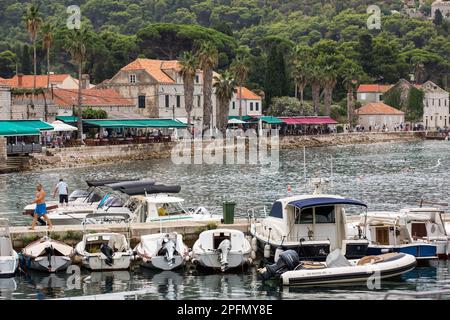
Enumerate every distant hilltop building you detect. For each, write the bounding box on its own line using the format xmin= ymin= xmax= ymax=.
xmin=432 ymin=0 xmax=450 ymax=19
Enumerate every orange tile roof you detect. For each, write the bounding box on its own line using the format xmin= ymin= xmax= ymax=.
xmin=236 ymin=87 xmax=262 ymax=100
xmin=52 ymin=88 xmax=134 ymax=107
xmin=356 ymin=102 xmax=404 ymax=115
xmin=3 ymin=74 xmax=73 ymax=88
xmin=121 ymin=59 xmax=177 ymax=83
xmin=357 ymin=84 xmax=393 ymax=93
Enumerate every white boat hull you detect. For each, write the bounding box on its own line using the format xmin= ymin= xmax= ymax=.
xmin=193 ymin=251 xmax=252 ymax=270
xmin=281 ymin=253 xmax=417 ymax=286
xmin=25 ymin=255 xmax=72 ymax=273
xmin=0 ymin=252 xmax=19 ymax=277
xmin=141 ymin=256 xmax=185 ymax=271
xmin=80 ymin=253 xmax=132 ymax=271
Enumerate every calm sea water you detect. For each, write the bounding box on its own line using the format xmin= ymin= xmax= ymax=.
xmin=1 ymin=140 xmax=450 ymax=299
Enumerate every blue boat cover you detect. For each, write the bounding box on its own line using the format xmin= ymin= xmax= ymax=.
xmin=288 ymin=197 xmax=367 ymax=209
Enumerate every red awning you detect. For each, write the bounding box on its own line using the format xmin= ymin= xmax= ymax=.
xmin=278 ymin=117 xmax=338 ymax=125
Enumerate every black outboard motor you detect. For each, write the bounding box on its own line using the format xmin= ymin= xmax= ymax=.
xmin=257 ymin=250 xmax=300 ymax=281
xmin=100 ymin=244 xmax=114 ymax=266
xmin=45 ymin=245 xmax=55 ymax=269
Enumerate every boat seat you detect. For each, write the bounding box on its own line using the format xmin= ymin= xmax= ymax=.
xmin=296 ymin=261 xmax=327 ymax=270
xmin=357 ymin=253 xmax=398 ymax=266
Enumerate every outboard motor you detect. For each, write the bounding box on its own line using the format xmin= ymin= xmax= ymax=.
xmin=161 ymin=236 xmax=176 ymax=267
xmin=217 ymin=239 xmax=232 ymax=272
xmin=257 ymin=250 xmax=300 ymax=281
xmin=100 ymin=244 xmax=114 ymax=266
xmin=45 ymin=245 xmax=55 ymax=270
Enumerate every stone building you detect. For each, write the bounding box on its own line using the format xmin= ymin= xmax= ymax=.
xmin=432 ymin=0 xmax=450 ymax=19
xmin=422 ymin=81 xmax=450 ymax=129
xmin=0 ymin=84 xmax=11 ymax=120
xmin=357 ymin=84 xmax=393 ymax=104
xmin=355 ymin=102 xmax=405 ymax=131
xmin=1 ymin=73 xmax=92 ymax=89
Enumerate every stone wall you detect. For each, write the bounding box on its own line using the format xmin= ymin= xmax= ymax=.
xmin=0 ymin=137 xmax=6 ymax=164
xmin=0 ymin=85 xmax=11 ymax=120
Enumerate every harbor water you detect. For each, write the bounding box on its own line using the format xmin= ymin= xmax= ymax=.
xmin=1 ymin=140 xmax=450 ymax=299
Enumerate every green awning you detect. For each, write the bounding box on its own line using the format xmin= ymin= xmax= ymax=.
xmin=17 ymin=120 xmax=54 ymax=131
xmin=0 ymin=121 xmax=41 ymax=136
xmin=228 ymin=115 xmax=255 ymax=122
xmin=255 ymin=116 xmax=285 ymax=125
xmin=56 ymin=116 xmax=78 ymax=123
xmin=83 ymin=119 xmax=187 ymax=129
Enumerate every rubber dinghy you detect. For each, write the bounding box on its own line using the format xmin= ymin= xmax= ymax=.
xmin=258 ymin=249 xmax=417 ymax=286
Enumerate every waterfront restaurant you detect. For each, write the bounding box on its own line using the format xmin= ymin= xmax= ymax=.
xmin=278 ymin=116 xmax=338 ymax=135
xmin=0 ymin=120 xmax=53 ymax=155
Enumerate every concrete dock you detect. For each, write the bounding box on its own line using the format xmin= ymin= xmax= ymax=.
xmin=9 ymin=219 xmax=251 ymax=250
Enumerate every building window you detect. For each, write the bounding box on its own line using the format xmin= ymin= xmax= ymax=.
xmin=255 ymin=102 xmax=259 ymax=111
xmin=361 ymin=93 xmax=366 ymax=100
xmin=195 ymin=75 xmax=200 ymax=84
xmin=232 ymin=101 xmax=235 ymax=110
xmin=440 ymin=116 xmax=442 ymax=120
xmin=379 ymin=94 xmax=383 ymax=101
xmin=431 ymin=116 xmax=433 ymax=120
xmin=176 ymin=95 xmax=181 ymax=108
xmin=197 ymin=96 xmax=201 ymax=108
xmin=165 ymin=95 xmax=170 ymax=108
xmin=138 ymin=95 xmax=146 ymax=109
xmin=129 ymin=74 xmax=136 ymax=84
xmin=250 ymin=102 xmax=253 ymax=111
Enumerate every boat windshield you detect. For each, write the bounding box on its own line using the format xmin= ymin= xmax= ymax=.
xmin=295 ymin=206 xmax=336 ymax=224
xmin=156 ymin=202 xmax=187 ymax=217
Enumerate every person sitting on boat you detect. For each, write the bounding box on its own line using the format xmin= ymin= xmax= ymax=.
xmin=30 ymin=183 xmax=53 ymax=230
xmin=158 ymin=203 xmax=169 ymax=216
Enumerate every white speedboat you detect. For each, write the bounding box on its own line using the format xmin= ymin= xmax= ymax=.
xmin=0 ymin=219 xmax=19 ymax=277
xmin=75 ymin=233 xmax=133 ymax=271
xmin=134 ymin=232 xmax=189 ymax=270
xmin=250 ymin=179 xmax=370 ymax=262
xmin=191 ymin=229 xmax=253 ymax=272
xmin=351 ymin=210 xmax=443 ymax=261
xmin=258 ymin=249 xmax=417 ymax=286
xmin=21 ymin=236 xmax=74 ymax=273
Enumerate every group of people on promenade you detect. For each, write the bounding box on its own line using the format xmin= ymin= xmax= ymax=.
xmin=29 ymin=178 xmax=70 ymax=230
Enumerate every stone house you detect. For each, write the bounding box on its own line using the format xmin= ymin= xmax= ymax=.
xmin=357 ymin=84 xmax=393 ymax=104
xmin=355 ymin=102 xmax=405 ymax=131
xmin=0 ymin=73 xmax=92 ymax=89
xmin=422 ymin=81 xmax=450 ymax=129
xmin=0 ymin=84 xmax=11 ymax=120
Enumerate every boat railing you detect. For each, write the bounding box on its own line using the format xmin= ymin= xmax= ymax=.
xmin=383 ymin=287 xmax=450 ymax=300
xmin=247 ymin=205 xmax=268 ymax=221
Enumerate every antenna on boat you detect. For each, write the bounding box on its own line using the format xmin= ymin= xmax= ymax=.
xmin=303 ymin=146 xmax=307 ymax=183
xmin=330 ymin=155 xmax=334 ymax=189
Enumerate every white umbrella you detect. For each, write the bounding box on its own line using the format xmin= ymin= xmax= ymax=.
xmin=50 ymin=120 xmax=78 ymax=132
xmin=228 ymin=118 xmax=246 ymax=124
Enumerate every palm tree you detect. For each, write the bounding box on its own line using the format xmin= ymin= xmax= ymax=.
xmin=179 ymin=51 xmax=198 ymax=132
xmin=197 ymin=42 xmax=219 ymax=131
xmin=213 ymin=70 xmax=237 ymax=133
xmin=22 ymin=3 xmax=42 ymax=107
xmin=308 ymin=65 xmax=323 ymax=115
xmin=342 ymin=65 xmax=361 ymax=128
xmin=64 ymin=28 xmax=92 ymax=143
xmin=230 ymin=55 xmax=250 ymax=119
xmin=291 ymin=45 xmax=310 ymax=105
xmin=41 ymin=22 xmax=54 ymax=89
xmin=322 ymin=65 xmax=338 ymax=116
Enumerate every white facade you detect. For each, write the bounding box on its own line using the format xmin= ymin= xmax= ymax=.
xmin=0 ymin=85 xmax=11 ymax=120
xmin=228 ymin=97 xmax=262 ymax=117
xmin=422 ymin=81 xmax=450 ymax=129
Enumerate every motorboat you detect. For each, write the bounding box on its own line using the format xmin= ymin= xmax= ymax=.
xmin=250 ymin=179 xmax=370 ymax=262
xmin=191 ymin=229 xmax=253 ymax=272
xmin=258 ymin=249 xmax=417 ymax=286
xmin=352 ymin=210 xmax=442 ymax=261
xmin=75 ymin=233 xmax=133 ymax=271
xmin=134 ymin=232 xmax=189 ymax=270
xmin=21 ymin=236 xmax=74 ymax=273
xmin=0 ymin=219 xmax=19 ymax=277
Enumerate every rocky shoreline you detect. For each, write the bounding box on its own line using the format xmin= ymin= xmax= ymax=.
xmin=25 ymin=132 xmax=423 ymax=172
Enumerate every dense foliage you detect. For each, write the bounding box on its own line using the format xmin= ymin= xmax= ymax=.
xmin=0 ymin=0 xmax=449 ymax=116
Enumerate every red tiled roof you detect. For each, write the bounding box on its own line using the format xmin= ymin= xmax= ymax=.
xmin=356 ymin=102 xmax=404 ymax=115
xmin=121 ymin=59 xmax=177 ymax=83
xmin=2 ymin=74 xmax=73 ymax=88
xmin=236 ymin=87 xmax=262 ymax=100
xmin=52 ymin=88 xmax=134 ymax=107
xmin=357 ymin=84 xmax=393 ymax=93
xmin=279 ymin=116 xmax=338 ymax=125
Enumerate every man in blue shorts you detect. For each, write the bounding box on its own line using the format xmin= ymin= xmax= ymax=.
xmin=30 ymin=183 xmax=53 ymax=230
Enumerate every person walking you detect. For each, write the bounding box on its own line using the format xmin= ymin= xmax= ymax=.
xmin=30 ymin=183 xmax=53 ymax=230
xmin=53 ymin=178 xmax=69 ymax=207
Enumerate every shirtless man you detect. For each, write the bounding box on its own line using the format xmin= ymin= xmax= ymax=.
xmin=30 ymin=183 xmax=53 ymax=230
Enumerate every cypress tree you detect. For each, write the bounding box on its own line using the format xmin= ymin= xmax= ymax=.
xmin=264 ymin=45 xmax=288 ymax=106
xmin=434 ymin=9 xmax=443 ymax=26
xmin=21 ymin=44 xmax=32 ymax=74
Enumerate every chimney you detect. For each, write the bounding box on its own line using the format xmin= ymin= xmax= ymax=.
xmin=81 ymin=74 xmax=90 ymax=89
xmin=17 ymin=73 xmax=23 ymax=87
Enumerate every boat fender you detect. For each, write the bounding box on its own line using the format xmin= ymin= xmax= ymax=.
xmin=274 ymin=247 xmax=284 ymax=262
xmin=263 ymin=244 xmax=271 ymax=259
xmin=251 ymin=237 xmax=258 ymax=252
xmin=257 ymin=250 xmax=300 ymax=281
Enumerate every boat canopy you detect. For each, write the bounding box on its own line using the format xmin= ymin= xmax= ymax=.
xmin=106 ymin=179 xmax=155 ymax=190
xmin=120 ymin=185 xmax=181 ymax=196
xmin=288 ymin=197 xmax=367 ymax=210
xmin=85 ymin=179 xmax=138 ymax=187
